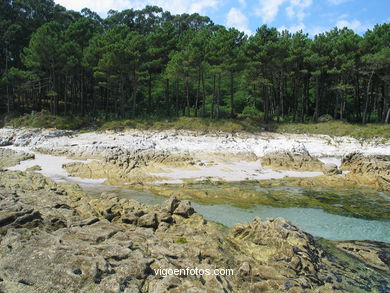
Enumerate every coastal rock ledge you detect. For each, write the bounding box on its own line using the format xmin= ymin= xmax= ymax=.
xmin=0 ymin=170 xmax=389 ymax=293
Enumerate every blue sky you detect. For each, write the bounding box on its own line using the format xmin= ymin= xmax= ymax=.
xmin=55 ymin=0 xmax=390 ymax=36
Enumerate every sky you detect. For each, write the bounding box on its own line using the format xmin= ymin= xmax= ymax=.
xmin=54 ymin=0 xmax=390 ymax=36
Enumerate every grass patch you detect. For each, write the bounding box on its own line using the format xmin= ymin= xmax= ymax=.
xmin=270 ymin=120 xmax=390 ymax=140
xmin=175 ymin=237 xmax=188 ymax=244
xmin=4 ymin=112 xmax=389 ymax=140
xmin=100 ymin=118 xmax=389 ymax=140
xmin=5 ymin=110 xmax=87 ymax=130
xmin=99 ymin=117 xmax=258 ymax=133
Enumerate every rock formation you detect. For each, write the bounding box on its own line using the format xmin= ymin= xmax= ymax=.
xmin=260 ymin=143 xmax=324 ymax=172
xmin=0 ymin=170 xmax=389 ymax=292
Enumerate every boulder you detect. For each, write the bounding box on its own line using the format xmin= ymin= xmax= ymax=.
xmin=173 ymin=200 xmax=195 ymax=218
xmin=261 ymin=146 xmax=324 ymax=172
xmin=162 ymin=196 xmax=180 ymax=213
xmin=323 ymin=163 xmax=341 ymax=175
xmin=137 ymin=213 xmax=157 ymax=229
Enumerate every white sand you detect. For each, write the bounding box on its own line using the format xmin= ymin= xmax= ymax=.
xmin=1 ymin=128 xmax=389 ymax=184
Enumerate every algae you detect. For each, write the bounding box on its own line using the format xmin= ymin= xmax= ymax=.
xmin=131 ymin=180 xmax=390 ymax=221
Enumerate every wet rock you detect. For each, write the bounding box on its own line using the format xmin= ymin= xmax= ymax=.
xmin=336 ymin=241 xmax=390 ymax=274
xmin=26 ymin=165 xmax=42 ymax=171
xmin=173 ymin=200 xmax=195 ymax=218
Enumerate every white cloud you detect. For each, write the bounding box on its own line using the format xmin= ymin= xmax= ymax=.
xmin=306 ymin=25 xmax=328 ymax=36
xmin=55 ymin=0 xmax=220 ymax=16
xmin=255 ymin=0 xmax=312 ymax=23
xmin=255 ymin=0 xmax=286 ymax=23
xmin=226 ymin=7 xmax=252 ymax=35
xmin=55 ymin=0 xmax=135 ymax=15
xmin=279 ymin=22 xmax=306 ymax=33
xmin=286 ymin=0 xmax=312 ymax=21
xmin=336 ymin=19 xmax=371 ymax=32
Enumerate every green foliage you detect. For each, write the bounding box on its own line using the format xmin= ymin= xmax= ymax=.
xmin=274 ymin=120 xmax=390 ymax=140
xmin=0 ymin=2 xmax=389 ymax=129
xmin=175 ymin=237 xmax=188 ymax=244
xmin=6 ymin=111 xmax=86 ymax=130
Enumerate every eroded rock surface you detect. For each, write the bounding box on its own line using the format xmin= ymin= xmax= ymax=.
xmin=0 ymin=170 xmax=389 ymax=293
xmin=260 ymin=144 xmax=324 ymax=172
xmin=0 ymin=148 xmax=35 ymax=169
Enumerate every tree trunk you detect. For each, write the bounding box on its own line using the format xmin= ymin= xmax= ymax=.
xmin=131 ymin=70 xmax=138 ymax=119
xmin=264 ymin=85 xmax=269 ymax=123
xmin=300 ymin=75 xmax=306 ymax=123
xmin=230 ymin=71 xmax=234 ymax=118
xmin=148 ymin=73 xmax=152 ymax=115
xmin=216 ymin=73 xmax=221 ymax=119
xmin=201 ymin=71 xmax=206 ymax=118
xmin=185 ymin=73 xmax=190 ymax=116
xmin=363 ymin=71 xmax=374 ymax=124
xmin=313 ymin=75 xmax=321 ymax=122
xmin=211 ymin=74 xmax=216 ymax=119
xmin=195 ymin=68 xmax=200 ymax=117
xmin=175 ymin=79 xmax=179 ymax=117
xmin=166 ymin=78 xmax=170 ymax=117
xmin=382 ymin=85 xmax=389 ymax=123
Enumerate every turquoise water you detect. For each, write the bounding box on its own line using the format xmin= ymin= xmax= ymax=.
xmin=81 ymin=183 xmax=390 ymax=243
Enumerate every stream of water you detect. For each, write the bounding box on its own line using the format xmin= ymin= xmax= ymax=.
xmin=6 ymin=146 xmax=390 ymax=243
xmin=80 ymin=182 xmax=390 ymax=243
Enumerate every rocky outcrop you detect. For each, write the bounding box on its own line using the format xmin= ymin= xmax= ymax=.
xmin=0 ymin=148 xmax=35 ymax=169
xmin=62 ymin=149 xmax=197 ymax=184
xmin=0 ymin=170 xmax=389 ymax=292
xmin=260 ymin=144 xmax=324 ymax=171
xmin=341 ymin=152 xmax=390 ymax=177
xmin=341 ymin=152 xmax=390 ymax=191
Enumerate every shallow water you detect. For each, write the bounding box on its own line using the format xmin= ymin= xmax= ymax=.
xmin=5 ymin=146 xmax=390 ymax=243
xmin=81 ymin=183 xmax=390 ymax=243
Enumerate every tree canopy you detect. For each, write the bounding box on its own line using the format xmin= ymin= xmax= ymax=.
xmin=1 ymin=0 xmax=389 ymax=124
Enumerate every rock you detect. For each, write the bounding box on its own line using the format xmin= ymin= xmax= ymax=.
xmin=162 ymin=196 xmax=180 ymax=213
xmin=26 ymin=165 xmax=42 ymax=171
xmin=341 ymin=152 xmax=390 ymax=191
xmin=173 ymin=200 xmax=195 ymax=218
xmin=0 ymin=148 xmax=35 ymax=169
xmin=323 ymin=163 xmax=341 ymax=175
xmin=261 ymin=149 xmax=324 ymax=172
xmin=238 ymin=262 xmax=251 ymax=279
xmin=342 ymin=152 xmax=390 ymax=177
xmin=335 ymin=241 xmax=390 ymax=274
xmin=0 ymin=169 xmax=388 ymax=292
xmin=137 ymin=213 xmax=157 ymax=229
xmin=0 ymin=134 xmax=13 ymax=146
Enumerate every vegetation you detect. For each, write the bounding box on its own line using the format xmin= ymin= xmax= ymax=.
xmin=175 ymin=237 xmax=188 ymax=244
xmin=0 ymin=0 xmax=389 ymax=129
xmin=138 ymin=181 xmax=390 ymax=221
xmin=5 ymin=110 xmax=389 ymax=139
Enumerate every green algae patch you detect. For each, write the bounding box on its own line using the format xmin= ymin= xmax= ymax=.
xmin=132 ymin=180 xmax=390 ymax=221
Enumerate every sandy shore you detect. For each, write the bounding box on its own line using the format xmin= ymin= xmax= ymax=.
xmin=1 ymin=127 xmax=389 ymax=184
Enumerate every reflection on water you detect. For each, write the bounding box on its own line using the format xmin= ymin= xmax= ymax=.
xmin=80 ymin=182 xmax=390 ymax=243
